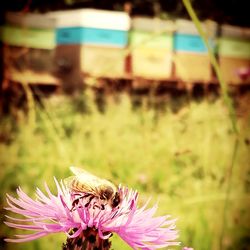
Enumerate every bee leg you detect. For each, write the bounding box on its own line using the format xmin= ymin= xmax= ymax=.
xmin=71 ymin=193 xmax=91 ymax=211
xmin=92 ymin=202 xmax=105 ymax=210
xmin=71 ymin=200 xmax=81 ymax=211
xmin=85 ymin=195 xmax=94 ymax=207
xmin=72 ymin=199 xmax=79 ymax=208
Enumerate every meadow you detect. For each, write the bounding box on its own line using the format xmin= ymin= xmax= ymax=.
xmin=0 ymin=90 xmax=249 ymax=250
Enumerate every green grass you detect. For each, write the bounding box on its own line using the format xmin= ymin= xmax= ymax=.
xmin=0 ymin=92 xmax=249 ymax=250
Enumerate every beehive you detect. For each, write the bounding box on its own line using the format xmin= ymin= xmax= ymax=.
xmin=174 ymin=19 xmax=217 ymax=83
xmin=130 ymin=17 xmax=174 ymax=80
xmin=218 ymin=25 xmax=250 ymax=84
xmin=2 ymin=12 xmax=57 ymax=85
xmin=50 ymin=9 xmax=130 ymax=78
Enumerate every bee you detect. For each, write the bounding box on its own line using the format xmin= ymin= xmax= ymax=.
xmin=64 ymin=166 xmax=120 ymax=210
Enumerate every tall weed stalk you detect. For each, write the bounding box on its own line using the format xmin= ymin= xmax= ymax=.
xmin=182 ymin=1 xmax=240 ymax=249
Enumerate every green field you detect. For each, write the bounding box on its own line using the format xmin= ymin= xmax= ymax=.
xmin=0 ymin=91 xmax=249 ymax=250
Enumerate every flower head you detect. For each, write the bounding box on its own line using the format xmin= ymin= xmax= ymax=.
xmin=236 ymin=66 xmax=250 ymax=81
xmin=5 ymin=178 xmax=179 ymax=249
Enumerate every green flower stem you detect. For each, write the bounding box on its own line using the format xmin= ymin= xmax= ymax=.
xmin=219 ymin=137 xmax=239 ymax=250
xmin=182 ymin=0 xmax=238 ymax=135
xmin=21 ymin=82 xmax=36 ymax=129
xmin=182 ymin=2 xmax=240 ymax=249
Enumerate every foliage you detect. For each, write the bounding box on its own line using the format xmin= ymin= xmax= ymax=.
xmin=0 ymin=92 xmax=249 ymax=250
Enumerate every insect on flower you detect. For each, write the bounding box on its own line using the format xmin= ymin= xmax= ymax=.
xmin=4 ymin=167 xmax=180 ymax=249
xmin=64 ymin=166 xmax=121 ymax=210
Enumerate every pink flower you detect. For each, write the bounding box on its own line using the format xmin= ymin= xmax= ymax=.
xmin=236 ymin=66 xmax=250 ymax=81
xmin=182 ymin=247 xmax=194 ymax=250
xmin=4 ymin=178 xmax=179 ymax=249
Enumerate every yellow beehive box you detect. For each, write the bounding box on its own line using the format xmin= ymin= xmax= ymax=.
xmin=130 ymin=17 xmax=174 ymax=79
xmin=174 ymin=53 xmax=211 ymax=82
xmin=2 ymin=12 xmax=57 ymax=85
xmin=132 ymin=48 xmax=172 ymax=79
xmin=219 ymin=57 xmax=250 ymax=84
xmin=218 ymin=25 xmax=250 ymax=84
xmin=81 ymin=46 xmax=127 ymax=78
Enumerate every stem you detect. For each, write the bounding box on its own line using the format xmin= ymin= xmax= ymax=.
xmin=181 ymin=2 xmax=240 ymax=249
xmin=182 ymin=0 xmax=238 ymax=135
xmin=21 ymin=82 xmax=36 ymax=129
xmin=219 ymin=138 xmax=239 ymax=250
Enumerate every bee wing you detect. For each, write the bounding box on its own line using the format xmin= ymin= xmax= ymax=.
xmin=66 ymin=166 xmax=111 ymax=194
xmin=70 ymin=166 xmax=114 ymax=185
xmin=69 ymin=166 xmax=90 ymax=176
xmin=64 ymin=176 xmax=74 ymax=187
xmin=64 ymin=175 xmax=98 ymax=194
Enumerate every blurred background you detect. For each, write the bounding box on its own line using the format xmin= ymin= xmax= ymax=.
xmin=0 ymin=1 xmax=249 ymax=250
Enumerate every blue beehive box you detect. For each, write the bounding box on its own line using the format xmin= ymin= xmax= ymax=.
xmin=49 ymin=9 xmax=130 ymax=78
xmin=174 ymin=33 xmax=207 ymax=53
xmin=174 ymin=19 xmax=217 ymax=82
xmin=50 ymin=9 xmax=130 ymax=47
xmin=56 ymin=27 xmax=128 ymax=47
